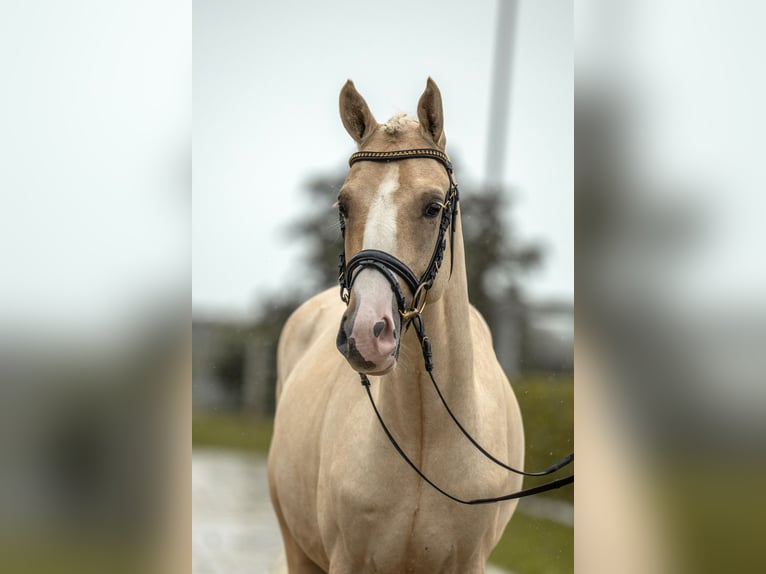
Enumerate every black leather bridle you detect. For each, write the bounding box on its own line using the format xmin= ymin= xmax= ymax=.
xmin=337 ymin=148 xmax=574 ymax=504
xmin=338 ymin=148 xmax=459 ymax=324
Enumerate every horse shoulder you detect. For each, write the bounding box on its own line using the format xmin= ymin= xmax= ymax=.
xmin=276 ymin=287 xmax=344 ymax=400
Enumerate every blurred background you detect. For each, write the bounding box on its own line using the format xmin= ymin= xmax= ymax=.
xmin=577 ymin=1 xmax=766 ymax=572
xmin=5 ymin=0 xmax=764 ymax=573
xmin=193 ymin=1 xmax=573 ymax=573
xmin=1 ymin=1 xmax=189 ymax=573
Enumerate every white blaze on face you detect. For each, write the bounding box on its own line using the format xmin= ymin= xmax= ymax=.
xmin=362 ymin=164 xmax=399 ymax=251
xmin=348 ymin=163 xmax=401 ymax=368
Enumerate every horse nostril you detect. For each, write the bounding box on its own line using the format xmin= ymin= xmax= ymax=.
xmin=336 ymin=316 xmax=349 ymax=354
xmin=373 ymin=321 xmax=385 ymax=338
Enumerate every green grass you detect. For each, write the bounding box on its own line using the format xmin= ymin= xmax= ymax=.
xmin=486 ymin=373 xmax=573 ymax=573
xmin=192 ymin=411 xmax=274 ymax=453
xmin=0 ymin=537 xmax=150 ymax=574
xmin=511 ymin=373 xmax=574 ymax=503
xmin=489 ymin=512 xmax=573 ymax=573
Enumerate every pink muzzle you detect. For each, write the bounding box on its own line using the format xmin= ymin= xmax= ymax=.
xmin=336 ymin=269 xmax=400 ymax=374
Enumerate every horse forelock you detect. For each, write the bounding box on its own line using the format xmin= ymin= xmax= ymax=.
xmin=383 ymin=113 xmax=417 ymax=136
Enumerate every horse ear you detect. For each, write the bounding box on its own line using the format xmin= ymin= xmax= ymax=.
xmin=417 ymin=77 xmax=446 ymax=148
xmin=339 ymin=80 xmax=377 ymax=145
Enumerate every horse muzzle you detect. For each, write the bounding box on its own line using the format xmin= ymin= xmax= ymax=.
xmin=336 ymin=271 xmax=401 ymax=375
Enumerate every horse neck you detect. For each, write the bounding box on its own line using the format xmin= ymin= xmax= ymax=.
xmin=378 ymin=222 xmax=476 ymax=427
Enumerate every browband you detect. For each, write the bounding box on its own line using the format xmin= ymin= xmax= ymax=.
xmin=349 ymin=148 xmax=452 ymax=171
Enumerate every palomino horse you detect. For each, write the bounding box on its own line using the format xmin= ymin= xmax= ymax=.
xmin=268 ymin=79 xmax=525 ymax=573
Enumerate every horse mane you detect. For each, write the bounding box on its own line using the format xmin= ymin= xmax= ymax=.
xmin=383 ymin=112 xmax=416 ymax=135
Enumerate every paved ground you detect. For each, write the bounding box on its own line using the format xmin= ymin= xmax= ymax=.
xmin=192 ymin=449 xmax=572 ymax=574
xmin=193 ymin=449 xmax=285 ymax=574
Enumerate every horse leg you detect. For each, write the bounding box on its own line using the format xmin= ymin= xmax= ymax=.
xmin=269 ymin=489 xmax=326 ymax=573
xmin=277 ymin=526 xmax=325 ymax=574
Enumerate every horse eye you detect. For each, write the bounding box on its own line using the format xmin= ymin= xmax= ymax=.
xmin=423 ymin=202 xmax=442 ymax=218
xmin=338 ymin=201 xmax=349 ymax=219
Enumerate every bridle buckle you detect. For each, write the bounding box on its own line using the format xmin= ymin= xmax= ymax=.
xmin=399 ymin=282 xmax=429 ymax=323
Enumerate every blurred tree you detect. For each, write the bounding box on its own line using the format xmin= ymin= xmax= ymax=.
xmin=285 ymin=172 xmax=346 ymax=292
xmin=212 ymin=327 xmax=250 ymax=406
xmin=245 ymin=295 xmax=304 ymax=412
xmin=207 ymin=295 xmax=302 ymax=413
xmin=460 ymin=185 xmax=543 ymax=321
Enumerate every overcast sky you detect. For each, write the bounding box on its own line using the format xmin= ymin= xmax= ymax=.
xmin=193 ymin=0 xmax=573 ymax=319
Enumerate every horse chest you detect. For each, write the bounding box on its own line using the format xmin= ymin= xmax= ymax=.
xmin=318 ymin=427 xmax=496 ymax=572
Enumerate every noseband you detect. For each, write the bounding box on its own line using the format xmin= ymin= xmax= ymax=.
xmin=337 ymin=148 xmax=574 ymax=504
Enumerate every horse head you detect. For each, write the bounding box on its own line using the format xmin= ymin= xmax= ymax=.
xmin=335 ymin=78 xmax=454 ymax=376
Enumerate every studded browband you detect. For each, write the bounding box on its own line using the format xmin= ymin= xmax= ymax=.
xmin=349 ymin=148 xmax=452 ymax=170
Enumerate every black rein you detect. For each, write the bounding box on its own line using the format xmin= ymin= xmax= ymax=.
xmin=337 ymin=148 xmax=574 ymax=505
